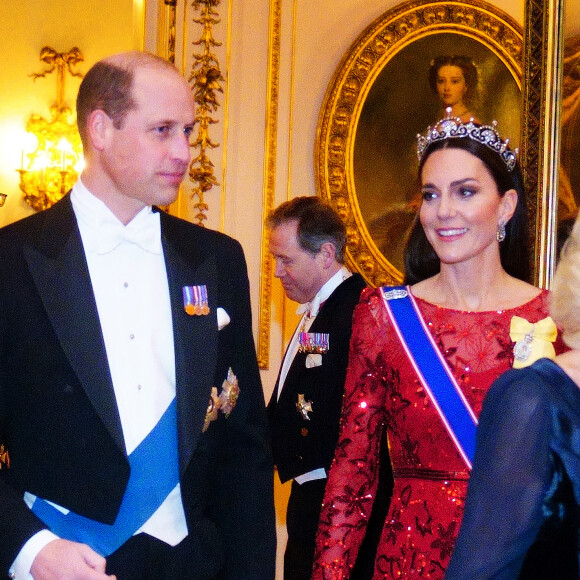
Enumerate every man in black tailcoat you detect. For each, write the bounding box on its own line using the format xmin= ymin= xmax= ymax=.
xmin=267 ymin=196 xmax=377 ymax=580
xmin=0 ymin=51 xmax=275 ymax=580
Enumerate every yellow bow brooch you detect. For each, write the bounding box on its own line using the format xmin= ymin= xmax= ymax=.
xmin=509 ymin=316 xmax=557 ymax=369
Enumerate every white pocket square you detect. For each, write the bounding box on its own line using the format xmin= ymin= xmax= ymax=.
xmin=217 ymin=307 xmax=231 ymax=331
xmin=305 ymin=354 xmax=323 ymax=368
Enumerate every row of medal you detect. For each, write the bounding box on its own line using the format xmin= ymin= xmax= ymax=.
xmin=183 ymin=285 xmax=210 ymax=316
xmin=298 ymin=332 xmax=329 ymax=354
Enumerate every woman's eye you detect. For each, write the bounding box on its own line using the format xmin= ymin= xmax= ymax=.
xmin=458 ymin=187 xmax=476 ymax=198
xmin=422 ymin=190 xmax=437 ymax=201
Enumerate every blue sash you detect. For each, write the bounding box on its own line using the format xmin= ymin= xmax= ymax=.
xmin=32 ymin=398 xmax=179 ymax=556
xmin=381 ymin=286 xmax=477 ymax=469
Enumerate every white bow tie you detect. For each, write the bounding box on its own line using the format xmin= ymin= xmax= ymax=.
xmin=94 ymin=212 xmax=162 ymax=255
xmin=296 ymin=295 xmax=322 ymax=319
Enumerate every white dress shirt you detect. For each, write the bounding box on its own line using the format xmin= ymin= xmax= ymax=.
xmin=11 ymin=181 xmax=187 ymax=579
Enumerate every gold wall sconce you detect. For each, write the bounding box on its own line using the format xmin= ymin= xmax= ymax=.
xmin=18 ymin=47 xmax=84 ymax=212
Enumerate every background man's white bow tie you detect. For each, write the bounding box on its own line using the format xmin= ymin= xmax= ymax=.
xmin=296 ymin=296 xmax=322 ymax=319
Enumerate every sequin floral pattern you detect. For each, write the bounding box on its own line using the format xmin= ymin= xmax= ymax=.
xmin=312 ymin=287 xmax=560 ymax=579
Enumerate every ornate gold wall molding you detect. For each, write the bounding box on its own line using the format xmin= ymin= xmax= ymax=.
xmin=187 ymin=0 xmax=224 ymax=225
xmin=257 ymin=0 xmax=282 ymax=370
xmin=522 ymin=0 xmax=565 ymax=286
xmin=161 ymin=0 xmax=177 ymax=64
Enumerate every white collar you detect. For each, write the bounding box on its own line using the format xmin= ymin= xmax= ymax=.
xmin=71 ymin=180 xmax=161 ymax=255
xmin=296 ymin=266 xmax=352 ymax=317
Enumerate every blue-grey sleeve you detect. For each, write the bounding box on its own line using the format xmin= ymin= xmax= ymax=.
xmin=445 ymin=368 xmax=552 ymax=580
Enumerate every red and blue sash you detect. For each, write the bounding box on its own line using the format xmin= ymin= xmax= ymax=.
xmin=381 ymin=286 xmax=477 ymax=469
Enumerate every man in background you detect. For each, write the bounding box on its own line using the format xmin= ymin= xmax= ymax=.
xmin=0 ymin=51 xmax=275 ymax=580
xmin=267 ymin=196 xmax=370 ymax=579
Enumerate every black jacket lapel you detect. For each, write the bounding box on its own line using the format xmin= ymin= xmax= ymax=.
xmin=160 ymin=212 xmax=218 ymax=474
xmin=22 ymin=196 xmax=125 ymax=453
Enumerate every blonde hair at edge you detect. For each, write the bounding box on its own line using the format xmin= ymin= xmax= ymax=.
xmin=550 ymin=215 xmax=580 ymax=349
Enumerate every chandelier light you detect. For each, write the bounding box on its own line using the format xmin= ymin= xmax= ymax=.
xmin=18 ymin=46 xmax=84 ymax=212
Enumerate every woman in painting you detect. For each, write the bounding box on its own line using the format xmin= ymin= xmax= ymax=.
xmin=312 ymin=112 xmax=566 ymax=579
xmin=429 ymin=55 xmax=480 ymax=122
xmin=445 ymin=213 xmax=580 ymax=580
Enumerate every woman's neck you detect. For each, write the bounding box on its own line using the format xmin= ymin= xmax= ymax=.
xmin=450 ymin=103 xmax=469 ymax=117
xmin=425 ymin=270 xmax=506 ymax=311
xmin=412 ymin=261 xmax=538 ymax=312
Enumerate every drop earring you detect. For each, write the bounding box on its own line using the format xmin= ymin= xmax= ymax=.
xmin=496 ymin=222 xmax=506 ymax=242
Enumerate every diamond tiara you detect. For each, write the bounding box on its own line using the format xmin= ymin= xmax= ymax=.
xmin=416 ymin=108 xmax=518 ymax=172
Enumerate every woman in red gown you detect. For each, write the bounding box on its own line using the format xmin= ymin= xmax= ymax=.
xmin=312 ymin=112 xmax=566 ymax=579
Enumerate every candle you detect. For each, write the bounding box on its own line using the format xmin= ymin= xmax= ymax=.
xmin=20 ymin=150 xmax=24 ymax=171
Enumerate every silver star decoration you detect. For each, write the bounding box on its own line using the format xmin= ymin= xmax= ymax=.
xmin=296 ymin=394 xmax=313 ymax=420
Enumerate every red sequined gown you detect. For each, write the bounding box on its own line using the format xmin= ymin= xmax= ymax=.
xmin=313 ymin=287 xmax=559 ymax=579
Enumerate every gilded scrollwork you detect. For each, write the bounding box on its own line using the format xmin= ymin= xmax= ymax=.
xmin=187 ymin=0 xmax=224 ymax=225
xmin=257 ymin=0 xmax=282 ymax=369
xmin=316 ymin=0 xmax=524 ymax=287
xmin=163 ymin=0 xmax=177 ymax=65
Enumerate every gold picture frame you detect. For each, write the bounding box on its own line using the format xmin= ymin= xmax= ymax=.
xmin=522 ymin=0 xmax=565 ymax=286
xmin=316 ymin=0 xmax=531 ymax=287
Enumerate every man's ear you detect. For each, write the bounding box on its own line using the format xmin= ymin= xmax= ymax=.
xmin=319 ymin=241 xmax=338 ymax=269
xmin=86 ymin=110 xmax=112 ymax=152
